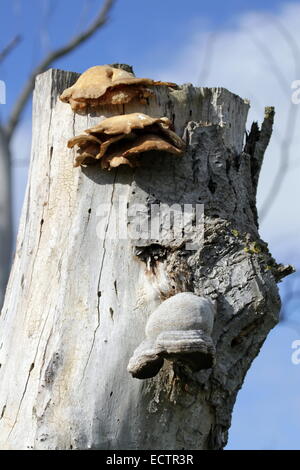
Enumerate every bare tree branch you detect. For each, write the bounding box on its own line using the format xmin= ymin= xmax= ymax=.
xmin=5 ymin=0 xmax=116 ymax=141
xmin=259 ymin=103 xmax=298 ymax=220
xmin=249 ymin=31 xmax=290 ymax=96
xmin=254 ymin=20 xmax=300 ymax=220
xmin=197 ymin=31 xmax=218 ymax=85
xmin=195 ymin=23 xmax=300 ymax=223
xmin=0 ymin=35 xmax=21 ymax=64
xmin=267 ymin=15 xmax=300 ymax=78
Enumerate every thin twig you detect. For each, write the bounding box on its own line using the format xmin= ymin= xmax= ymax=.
xmin=0 ymin=35 xmax=21 ymax=64
xmin=249 ymin=32 xmax=289 ymax=97
xmin=259 ymin=103 xmax=298 ymax=220
xmin=255 ymin=20 xmax=300 ymax=220
xmin=5 ymin=0 xmax=116 ymax=141
xmin=197 ymin=31 xmax=218 ymax=86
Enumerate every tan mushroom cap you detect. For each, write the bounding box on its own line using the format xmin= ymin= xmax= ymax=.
xmin=102 ymin=156 xmax=139 ymax=170
xmin=101 ymin=134 xmax=183 ymax=170
xmin=67 ymin=134 xmax=102 ymax=149
xmin=117 ymin=134 xmax=183 ymax=158
xmin=60 ymin=65 xmax=176 ymax=108
xmin=85 ymin=113 xmax=172 ymax=136
xmin=68 ymin=86 xmax=154 ymax=112
xmin=68 ymin=132 xmax=136 ymax=165
xmin=96 ymin=133 xmax=136 ymax=159
xmin=142 ymin=123 xmax=186 ymax=151
xmin=74 ymin=153 xmax=98 ymax=168
xmin=68 ymin=112 xmax=186 ymax=170
xmin=73 ymin=143 xmax=100 ymax=167
xmin=89 ymin=85 xmax=153 ymax=106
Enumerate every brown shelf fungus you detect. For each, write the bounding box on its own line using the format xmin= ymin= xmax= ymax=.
xmin=127 ymin=292 xmax=216 ymax=380
xmin=59 ymin=65 xmax=176 ymax=112
xmin=67 ymin=112 xmax=186 ymax=169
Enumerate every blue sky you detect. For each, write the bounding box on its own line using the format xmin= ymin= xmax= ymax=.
xmin=1 ymin=0 xmax=300 ymax=450
xmin=0 ymin=0 xmax=294 ymax=117
xmin=227 ymin=320 xmax=300 ymax=450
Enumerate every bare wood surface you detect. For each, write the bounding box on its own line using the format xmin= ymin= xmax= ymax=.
xmin=0 ymin=68 xmax=287 ymax=450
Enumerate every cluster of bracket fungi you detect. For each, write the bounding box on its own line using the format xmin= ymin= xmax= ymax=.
xmin=67 ymin=113 xmax=186 ymax=170
xmin=60 ymin=65 xmax=216 ymax=379
xmin=60 ymin=65 xmax=186 ymax=170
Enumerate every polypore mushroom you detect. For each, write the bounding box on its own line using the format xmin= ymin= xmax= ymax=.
xmin=127 ymin=292 xmax=216 ymax=380
xmin=67 ymin=112 xmax=186 ymax=169
xmin=100 ymin=135 xmax=182 ymax=170
xmin=67 ymin=134 xmax=102 ymax=167
xmin=59 ymin=65 xmax=176 ymax=112
xmin=85 ymin=113 xmax=172 ymax=136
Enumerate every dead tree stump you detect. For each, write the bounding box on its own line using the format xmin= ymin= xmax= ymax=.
xmin=0 ymin=69 xmax=291 ymax=450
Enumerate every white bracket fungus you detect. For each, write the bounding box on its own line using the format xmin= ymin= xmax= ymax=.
xmin=127 ymin=292 xmax=216 ymax=380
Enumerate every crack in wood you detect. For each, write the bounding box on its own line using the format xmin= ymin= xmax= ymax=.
xmin=81 ymin=172 xmax=118 ymax=381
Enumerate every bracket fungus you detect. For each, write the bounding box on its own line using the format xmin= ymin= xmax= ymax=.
xmin=59 ymin=65 xmax=176 ymax=112
xmin=127 ymin=292 xmax=216 ymax=380
xmin=68 ymin=112 xmax=186 ymax=169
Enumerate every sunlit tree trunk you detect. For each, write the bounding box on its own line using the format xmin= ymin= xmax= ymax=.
xmin=0 ymin=69 xmax=290 ymax=450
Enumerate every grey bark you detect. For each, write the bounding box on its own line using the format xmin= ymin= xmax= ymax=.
xmin=0 ymin=69 xmax=291 ymax=450
xmin=0 ymin=127 xmax=12 ymax=308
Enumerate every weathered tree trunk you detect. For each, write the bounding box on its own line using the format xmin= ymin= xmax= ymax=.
xmin=0 ymin=127 xmax=12 ymax=309
xmin=0 ymin=69 xmax=290 ymax=450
